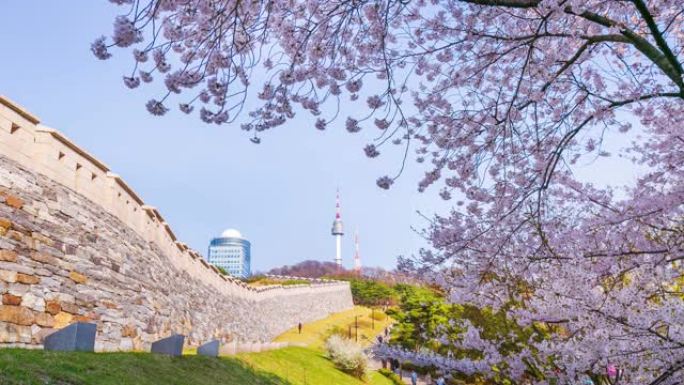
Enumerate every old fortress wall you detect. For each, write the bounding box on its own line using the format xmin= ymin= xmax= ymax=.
xmin=0 ymin=96 xmax=353 ymax=351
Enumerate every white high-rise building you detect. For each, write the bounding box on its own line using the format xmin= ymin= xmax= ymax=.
xmin=207 ymin=229 xmax=251 ymax=278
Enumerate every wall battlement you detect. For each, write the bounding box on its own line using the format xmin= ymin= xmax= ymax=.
xmin=0 ymin=96 xmax=353 ymax=350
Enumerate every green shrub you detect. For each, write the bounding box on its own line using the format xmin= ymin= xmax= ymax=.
xmin=369 ymin=310 xmax=387 ymax=321
xmin=378 ymin=369 xmax=404 ymax=385
xmin=324 ymin=325 xmax=348 ymax=340
xmin=349 ymin=279 xmax=396 ymax=306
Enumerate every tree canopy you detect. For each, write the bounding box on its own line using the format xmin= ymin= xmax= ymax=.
xmin=95 ymin=1 xmax=684 ymax=384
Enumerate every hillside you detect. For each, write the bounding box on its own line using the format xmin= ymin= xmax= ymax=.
xmin=274 ymin=305 xmax=392 ymax=349
xmin=0 ymin=347 xmax=394 ymax=385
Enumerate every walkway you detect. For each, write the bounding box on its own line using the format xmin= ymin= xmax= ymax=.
xmin=368 ymin=358 xmax=430 ymax=385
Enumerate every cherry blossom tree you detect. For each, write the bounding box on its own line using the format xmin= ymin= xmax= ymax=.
xmin=95 ymin=1 xmax=684 ymax=384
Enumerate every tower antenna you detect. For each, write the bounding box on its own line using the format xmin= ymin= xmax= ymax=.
xmin=353 ymin=229 xmax=362 ymax=274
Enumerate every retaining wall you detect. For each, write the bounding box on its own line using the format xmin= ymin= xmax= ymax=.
xmin=0 ymin=96 xmax=353 ymax=351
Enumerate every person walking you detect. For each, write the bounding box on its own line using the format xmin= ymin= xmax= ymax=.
xmin=297 ymin=322 xmax=302 ymax=334
xmin=410 ymin=370 xmax=418 ymax=385
xmin=435 ymin=375 xmax=445 ymax=385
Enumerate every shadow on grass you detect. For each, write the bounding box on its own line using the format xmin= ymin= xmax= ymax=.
xmin=0 ymin=348 xmax=295 ymax=385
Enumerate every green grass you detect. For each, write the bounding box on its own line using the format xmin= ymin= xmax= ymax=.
xmin=274 ymin=306 xmax=393 ymax=350
xmin=0 ymin=306 xmax=396 ymax=385
xmin=0 ymin=347 xmax=393 ymax=385
xmin=240 ymin=347 xmax=393 ymax=385
xmin=0 ymin=348 xmax=282 ymax=385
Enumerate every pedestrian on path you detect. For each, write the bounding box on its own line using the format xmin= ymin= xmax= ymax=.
xmin=298 ymin=322 xmax=302 ymax=334
xmin=411 ymin=370 xmax=418 ymax=385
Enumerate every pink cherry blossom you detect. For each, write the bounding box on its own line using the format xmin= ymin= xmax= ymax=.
xmin=95 ymin=1 xmax=684 ymax=383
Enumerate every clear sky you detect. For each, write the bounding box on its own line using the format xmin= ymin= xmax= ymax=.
xmin=0 ymin=1 xmax=453 ymax=272
xmin=0 ymin=2 xmax=642 ymax=272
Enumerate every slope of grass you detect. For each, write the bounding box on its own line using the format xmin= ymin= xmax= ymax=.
xmin=0 ymin=348 xmax=283 ymax=385
xmin=0 ymin=347 xmax=393 ymax=385
xmin=0 ymin=306 xmax=395 ymax=385
xmin=239 ymin=347 xmax=393 ymax=385
xmin=274 ymin=306 xmax=392 ymax=350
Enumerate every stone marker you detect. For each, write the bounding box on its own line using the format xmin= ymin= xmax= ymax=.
xmin=197 ymin=340 xmax=220 ymax=357
xmin=151 ymin=334 xmax=185 ymax=356
xmin=43 ymin=322 xmax=97 ymax=352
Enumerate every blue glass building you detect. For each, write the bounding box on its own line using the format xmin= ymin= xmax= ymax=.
xmin=207 ymin=229 xmax=251 ymax=278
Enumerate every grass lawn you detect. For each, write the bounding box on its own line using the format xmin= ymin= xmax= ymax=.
xmin=239 ymin=347 xmax=393 ymax=385
xmin=274 ymin=306 xmax=393 ymax=350
xmin=0 ymin=348 xmax=282 ymax=385
xmin=0 ymin=306 xmax=395 ymax=385
xmin=0 ymin=347 xmax=393 ymax=385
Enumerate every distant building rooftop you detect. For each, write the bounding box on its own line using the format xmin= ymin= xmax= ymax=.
xmin=220 ymin=228 xmax=243 ymax=239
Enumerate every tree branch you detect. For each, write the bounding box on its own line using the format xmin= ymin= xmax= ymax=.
xmin=630 ymin=0 xmax=684 ymax=77
xmin=458 ymin=0 xmax=540 ymax=9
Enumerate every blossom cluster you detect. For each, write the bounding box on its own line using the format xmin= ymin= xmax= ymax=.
xmin=96 ymin=1 xmax=684 ymax=383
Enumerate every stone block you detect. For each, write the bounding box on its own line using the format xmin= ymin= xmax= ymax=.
xmin=0 ymin=270 xmax=16 ymax=283
xmin=21 ymin=292 xmax=44 ymax=312
xmin=31 ymin=232 xmax=53 ymax=247
xmin=73 ymin=314 xmax=94 ymax=323
xmin=35 ymin=312 xmax=55 ymax=327
xmin=100 ymin=300 xmax=118 ymax=310
xmin=5 ymin=195 xmax=23 ymax=209
xmin=33 ymin=326 xmax=55 ymax=344
xmin=197 ymin=340 xmax=220 ymax=357
xmin=151 ymin=334 xmax=184 ymax=356
xmin=60 ymin=302 xmax=79 ymax=314
xmin=45 ymin=300 xmax=61 ymax=315
xmin=2 ymin=293 xmax=21 ymax=306
xmin=54 ymin=312 xmax=73 ymax=329
xmin=0 ymin=322 xmax=32 ymax=343
xmin=0 ymin=218 xmax=11 ymax=231
xmin=43 ymin=322 xmax=96 ymax=352
xmin=119 ymin=337 xmax=134 ymax=351
xmin=30 ymin=252 xmax=58 ymax=265
xmin=122 ymin=324 xmax=137 ymax=338
xmin=69 ymin=271 xmax=87 ymax=284
xmin=6 ymin=230 xmax=22 ymax=242
xmin=0 ymin=251 xmax=16 ymax=262
xmin=0 ymin=305 xmax=35 ymax=326
xmin=0 ymin=262 xmax=33 ymax=275
xmin=16 ymin=274 xmax=39 ymax=285
xmin=7 ymin=283 xmax=29 ymax=296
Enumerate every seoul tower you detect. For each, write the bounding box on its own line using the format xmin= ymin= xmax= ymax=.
xmin=331 ymin=189 xmax=344 ymax=267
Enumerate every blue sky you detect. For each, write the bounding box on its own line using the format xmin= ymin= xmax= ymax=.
xmin=0 ymin=1 xmax=452 ymax=272
xmin=0 ymin=2 xmax=641 ymax=272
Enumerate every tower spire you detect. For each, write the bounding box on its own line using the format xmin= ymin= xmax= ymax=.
xmin=336 ymin=188 xmax=341 ymax=219
xmin=331 ymin=188 xmax=344 ymax=267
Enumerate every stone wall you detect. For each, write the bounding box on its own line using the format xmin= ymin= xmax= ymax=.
xmin=0 ymin=96 xmax=353 ymax=351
